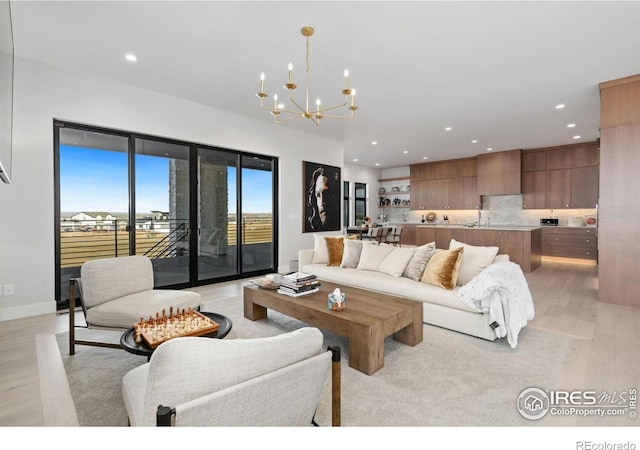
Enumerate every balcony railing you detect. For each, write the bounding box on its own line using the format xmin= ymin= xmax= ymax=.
xmin=60 ymin=215 xmax=273 ymax=268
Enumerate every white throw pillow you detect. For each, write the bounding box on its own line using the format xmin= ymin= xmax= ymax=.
xmin=449 ymin=238 xmax=499 ymax=286
xmin=311 ymin=233 xmax=343 ymax=264
xmin=340 ymin=239 xmax=366 ymax=268
xmin=356 ymin=243 xmax=395 ymax=271
xmin=403 ymin=242 xmax=436 ymax=281
xmin=378 ymin=247 xmax=415 ymax=278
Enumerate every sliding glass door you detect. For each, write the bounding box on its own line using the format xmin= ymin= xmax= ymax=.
xmin=195 ymin=150 xmax=277 ymax=282
xmin=57 ymin=127 xmax=131 ymax=306
xmin=196 ymin=148 xmax=238 ymax=281
xmin=56 ymin=121 xmax=278 ymax=307
xmin=241 ymin=155 xmax=275 ymax=274
xmin=135 ymin=138 xmax=190 ymax=286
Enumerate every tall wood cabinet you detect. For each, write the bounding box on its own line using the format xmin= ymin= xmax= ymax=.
xmin=598 ymin=73 xmax=640 ymax=307
xmin=522 ymin=142 xmax=599 ymax=209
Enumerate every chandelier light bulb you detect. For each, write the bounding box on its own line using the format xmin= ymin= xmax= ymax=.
xmin=260 ymin=73 xmax=265 ymax=81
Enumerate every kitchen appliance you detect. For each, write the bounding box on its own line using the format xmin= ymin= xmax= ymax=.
xmin=540 ymin=218 xmax=559 ymax=226
xmin=568 ymin=217 xmax=583 ymax=227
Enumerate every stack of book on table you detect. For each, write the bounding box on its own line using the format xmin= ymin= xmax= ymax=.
xmin=277 ymin=272 xmax=320 ymax=297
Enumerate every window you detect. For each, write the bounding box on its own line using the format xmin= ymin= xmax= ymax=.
xmin=355 ymin=182 xmax=367 ymax=225
xmin=343 ymin=180 xmax=350 ymax=227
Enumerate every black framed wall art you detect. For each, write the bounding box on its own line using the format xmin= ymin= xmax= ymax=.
xmin=303 ymin=161 xmax=341 ymax=233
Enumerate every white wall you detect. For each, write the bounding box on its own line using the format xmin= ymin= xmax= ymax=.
xmin=0 ymin=57 xmax=343 ymax=321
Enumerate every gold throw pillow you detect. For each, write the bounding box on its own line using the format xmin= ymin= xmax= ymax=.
xmin=421 ymin=247 xmax=464 ymax=290
xmin=325 ymin=236 xmax=352 ymax=266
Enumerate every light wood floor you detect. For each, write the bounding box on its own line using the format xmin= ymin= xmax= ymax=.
xmin=1 ymin=259 xmax=638 ymax=427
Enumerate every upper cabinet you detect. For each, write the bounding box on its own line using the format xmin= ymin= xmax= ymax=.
xmin=410 ymin=157 xmax=478 ymax=210
xmin=522 ymin=142 xmax=599 ymax=209
xmin=477 ymin=149 xmax=522 ymax=195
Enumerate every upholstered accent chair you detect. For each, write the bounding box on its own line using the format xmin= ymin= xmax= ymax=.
xmin=121 ymin=327 xmax=341 ymax=426
xmin=68 ymin=255 xmax=202 ymax=355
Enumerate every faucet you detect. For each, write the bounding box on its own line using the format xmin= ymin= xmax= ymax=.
xmin=477 ymin=208 xmax=482 ymax=228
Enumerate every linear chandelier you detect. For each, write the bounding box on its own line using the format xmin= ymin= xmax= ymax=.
xmin=256 ymin=26 xmax=357 ymax=126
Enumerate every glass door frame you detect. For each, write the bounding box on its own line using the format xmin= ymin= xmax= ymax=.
xmin=54 ymin=120 xmax=279 ymax=307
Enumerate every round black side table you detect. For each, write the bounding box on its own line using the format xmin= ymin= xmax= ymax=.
xmin=120 ymin=311 xmax=233 ymax=360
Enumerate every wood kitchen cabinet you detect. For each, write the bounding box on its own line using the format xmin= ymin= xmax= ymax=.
xmin=522 ymin=171 xmax=546 ymax=209
xmin=462 ymin=229 xmax=526 ymax=268
xmin=522 ymin=150 xmax=547 ymax=171
xmin=477 ymin=149 xmax=522 ymax=195
xmin=599 ymin=73 xmax=640 ymax=307
xmin=416 ymin=226 xmax=435 ymax=246
xmin=542 ymin=227 xmax=597 ymax=260
xmin=432 ymin=227 xmax=468 ymax=249
xmin=398 ymin=224 xmax=417 ymax=246
xmin=522 ymin=141 xmax=599 ymax=209
xmin=546 ymin=167 xmax=598 ymax=208
xmin=410 ymin=157 xmax=478 ymax=210
xmin=461 ymin=177 xmax=480 ymax=209
xmin=415 ymin=226 xmax=542 ymax=272
xmin=410 ymin=180 xmax=428 ymax=210
xmin=545 ymin=168 xmax=572 ymax=208
xmin=570 ymin=166 xmax=599 ymax=208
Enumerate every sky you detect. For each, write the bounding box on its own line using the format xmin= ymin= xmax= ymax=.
xmin=60 ymin=145 xmax=272 ymax=215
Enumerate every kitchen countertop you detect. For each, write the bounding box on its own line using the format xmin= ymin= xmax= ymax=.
xmin=415 ymin=224 xmax=542 ymax=231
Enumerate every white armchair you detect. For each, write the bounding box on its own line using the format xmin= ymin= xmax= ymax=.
xmin=121 ymin=327 xmax=341 ymax=426
xmin=69 ymin=255 xmax=202 ymax=355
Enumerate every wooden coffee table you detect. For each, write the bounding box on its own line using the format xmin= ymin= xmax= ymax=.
xmin=243 ymin=281 xmax=423 ymax=375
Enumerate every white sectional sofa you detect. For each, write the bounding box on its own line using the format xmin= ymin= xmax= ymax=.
xmin=298 ymin=235 xmax=511 ymax=341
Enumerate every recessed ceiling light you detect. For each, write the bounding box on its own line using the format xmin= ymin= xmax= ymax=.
xmin=567 ymin=123 xmax=576 ymax=128
xmin=573 ymin=135 xmax=581 ymax=140
xmin=422 ymin=156 xmax=428 ymax=160
xmin=125 ymin=53 xmax=137 ymax=62
xmin=375 ymin=163 xmax=380 ymax=166
xmin=486 ymin=147 xmax=493 ymax=151
xmin=353 ymin=158 xmax=358 ymax=162
xmin=445 ymin=127 xmax=452 ymax=131
xmin=371 ymin=141 xmax=377 ymax=145
xmin=471 ymin=140 xmax=478 ymax=143
xmin=555 ymin=104 xmax=565 ymax=109
xmin=403 ymin=150 xmax=409 ymax=154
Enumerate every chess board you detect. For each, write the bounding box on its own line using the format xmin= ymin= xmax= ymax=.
xmin=134 ymin=309 xmax=220 ymax=349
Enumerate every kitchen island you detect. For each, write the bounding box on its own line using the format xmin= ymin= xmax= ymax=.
xmin=416 ymin=224 xmax=542 ymax=272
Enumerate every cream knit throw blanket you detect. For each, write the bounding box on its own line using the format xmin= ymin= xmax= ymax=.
xmin=458 ymin=261 xmax=535 ymax=348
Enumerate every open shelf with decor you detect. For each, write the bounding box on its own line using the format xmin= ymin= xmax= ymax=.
xmin=378 ymin=177 xmax=410 ymax=209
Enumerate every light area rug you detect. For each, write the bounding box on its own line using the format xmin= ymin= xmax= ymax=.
xmin=57 ymin=295 xmax=571 ymax=427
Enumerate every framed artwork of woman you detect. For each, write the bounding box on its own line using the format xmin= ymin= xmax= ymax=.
xmin=303 ymin=161 xmax=341 ymax=232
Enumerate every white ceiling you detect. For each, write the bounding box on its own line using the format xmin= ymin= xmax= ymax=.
xmin=10 ymin=1 xmax=640 ymax=169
